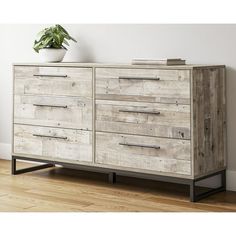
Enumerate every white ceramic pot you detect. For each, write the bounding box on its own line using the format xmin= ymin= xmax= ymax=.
xmin=39 ymin=48 xmax=67 ymax=62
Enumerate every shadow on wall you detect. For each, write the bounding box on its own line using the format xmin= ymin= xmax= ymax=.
xmin=64 ymin=39 xmax=95 ymax=62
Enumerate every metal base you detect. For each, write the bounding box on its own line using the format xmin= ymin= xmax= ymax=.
xmin=11 ymin=155 xmax=226 ymax=202
xmin=12 ymin=156 xmax=54 ymax=175
xmin=189 ymin=169 xmax=226 ymax=202
xmin=108 ymin=172 xmax=116 ymax=184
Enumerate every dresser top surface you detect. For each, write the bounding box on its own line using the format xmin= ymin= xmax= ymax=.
xmin=13 ymin=62 xmax=225 ymax=69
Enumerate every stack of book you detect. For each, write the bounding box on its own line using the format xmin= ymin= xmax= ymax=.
xmin=132 ymin=58 xmax=186 ymax=66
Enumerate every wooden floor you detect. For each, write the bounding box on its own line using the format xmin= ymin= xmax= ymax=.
xmin=0 ymin=160 xmax=236 ymax=212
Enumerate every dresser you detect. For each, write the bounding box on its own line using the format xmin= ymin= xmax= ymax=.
xmin=12 ymin=63 xmax=226 ymax=202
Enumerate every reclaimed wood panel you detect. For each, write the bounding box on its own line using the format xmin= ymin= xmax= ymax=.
xmin=14 ymin=66 xmax=92 ymax=97
xmin=96 ymin=100 xmax=190 ymax=139
xmin=14 ymin=95 xmax=92 ymax=130
xmin=192 ymin=67 xmax=226 ymax=177
xmin=12 ymin=64 xmax=226 ymax=182
xmin=96 ymin=132 xmax=191 ymax=175
xmin=96 ymin=68 xmax=190 ymax=104
xmin=14 ymin=124 xmax=92 ymax=163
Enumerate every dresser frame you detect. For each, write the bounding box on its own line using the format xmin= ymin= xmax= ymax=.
xmin=12 ymin=63 xmax=227 ymax=202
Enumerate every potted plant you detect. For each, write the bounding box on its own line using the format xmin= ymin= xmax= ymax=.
xmin=33 ymin=24 xmax=77 ymax=62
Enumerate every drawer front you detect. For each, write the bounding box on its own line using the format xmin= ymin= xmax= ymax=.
xmin=96 ymin=100 xmax=190 ymax=139
xmin=14 ymin=95 xmax=92 ymax=130
xmin=14 ymin=66 xmax=92 ymax=97
xmin=96 ymin=68 xmax=190 ymax=104
xmin=96 ymin=132 xmax=191 ymax=175
xmin=14 ymin=124 xmax=92 ymax=163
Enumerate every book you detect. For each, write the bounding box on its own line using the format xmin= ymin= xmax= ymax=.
xmin=132 ymin=58 xmax=186 ymax=65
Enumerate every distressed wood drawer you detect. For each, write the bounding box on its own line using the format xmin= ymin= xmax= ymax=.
xmin=14 ymin=124 xmax=92 ymax=163
xmin=14 ymin=66 xmax=92 ymax=97
xmin=96 ymin=68 xmax=190 ymax=104
xmin=96 ymin=100 xmax=190 ymax=139
xmin=14 ymin=95 xmax=92 ymax=130
xmin=96 ymin=132 xmax=191 ymax=175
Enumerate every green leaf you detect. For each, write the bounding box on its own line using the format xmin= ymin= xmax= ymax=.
xmin=33 ymin=24 xmax=77 ymax=52
xmin=42 ymin=36 xmax=53 ymax=47
xmin=56 ymin=24 xmax=69 ymax=35
xmin=63 ymin=39 xmax=69 ymax=46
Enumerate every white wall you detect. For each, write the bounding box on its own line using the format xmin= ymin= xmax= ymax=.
xmin=0 ymin=24 xmax=236 ymax=189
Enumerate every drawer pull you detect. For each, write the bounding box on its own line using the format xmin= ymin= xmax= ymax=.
xmin=33 ymin=134 xmax=67 ymax=140
xmin=119 ymin=143 xmax=160 ymax=149
xmin=33 ymin=104 xmax=68 ymax=109
xmin=118 ymin=76 xmax=160 ymax=81
xmin=33 ymin=74 xmax=68 ymax=78
xmin=119 ymin=109 xmax=160 ymax=115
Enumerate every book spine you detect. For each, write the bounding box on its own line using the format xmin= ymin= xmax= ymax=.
xmin=167 ymin=60 xmax=186 ymax=65
xmin=132 ymin=61 xmax=167 ymax=65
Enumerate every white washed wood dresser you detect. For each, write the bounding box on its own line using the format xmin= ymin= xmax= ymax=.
xmin=12 ymin=63 xmax=226 ymax=202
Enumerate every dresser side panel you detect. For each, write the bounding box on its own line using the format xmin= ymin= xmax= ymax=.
xmin=192 ymin=67 xmax=226 ymax=177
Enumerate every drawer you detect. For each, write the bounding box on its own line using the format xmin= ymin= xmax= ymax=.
xmin=96 ymin=132 xmax=191 ymax=175
xmin=96 ymin=68 xmax=190 ymax=104
xmin=14 ymin=66 xmax=92 ymax=97
xmin=96 ymin=100 xmax=190 ymax=139
xmin=14 ymin=124 xmax=92 ymax=163
xmin=14 ymin=95 xmax=92 ymax=130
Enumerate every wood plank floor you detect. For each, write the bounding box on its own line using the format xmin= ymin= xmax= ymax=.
xmin=0 ymin=159 xmax=236 ymax=212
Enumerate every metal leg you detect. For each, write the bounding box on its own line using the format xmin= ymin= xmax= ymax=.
xmin=190 ymin=180 xmax=196 ymax=202
xmin=11 ymin=158 xmax=16 ymax=175
xmin=12 ymin=156 xmax=54 ymax=175
xmin=189 ymin=170 xmax=226 ymax=202
xmin=221 ymin=169 xmax=226 ymax=191
xmin=108 ymin=172 xmax=116 ymax=184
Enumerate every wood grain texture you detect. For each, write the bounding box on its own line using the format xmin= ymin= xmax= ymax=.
xmin=13 ymin=63 xmax=225 ymax=69
xmin=96 ymin=100 xmax=190 ymax=139
xmin=12 ymin=64 xmax=226 ymax=182
xmin=96 ymin=68 xmax=190 ymax=104
xmin=0 ymin=160 xmax=235 ymax=212
xmin=14 ymin=95 xmax=92 ymax=130
xmin=14 ymin=66 xmax=92 ymax=98
xmin=192 ymin=67 xmax=226 ymax=177
xmin=14 ymin=124 xmax=92 ymax=163
xmin=96 ymin=132 xmax=191 ymax=175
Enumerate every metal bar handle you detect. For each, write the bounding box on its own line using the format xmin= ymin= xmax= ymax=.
xmin=33 ymin=134 xmax=67 ymax=140
xmin=33 ymin=74 xmax=68 ymax=78
xmin=33 ymin=104 xmax=68 ymax=109
xmin=118 ymin=76 xmax=160 ymax=81
xmin=119 ymin=109 xmax=160 ymax=115
xmin=119 ymin=143 xmax=160 ymax=149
